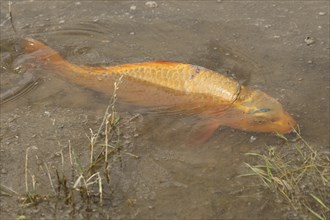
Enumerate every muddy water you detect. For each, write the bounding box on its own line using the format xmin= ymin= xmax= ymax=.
xmin=0 ymin=1 xmax=329 ymax=219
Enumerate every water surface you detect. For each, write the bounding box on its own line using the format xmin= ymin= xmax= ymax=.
xmin=0 ymin=1 xmax=329 ymax=219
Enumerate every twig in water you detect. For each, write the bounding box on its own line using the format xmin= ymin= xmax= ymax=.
xmin=9 ymin=1 xmax=17 ymax=34
xmin=25 ymin=146 xmax=38 ymax=194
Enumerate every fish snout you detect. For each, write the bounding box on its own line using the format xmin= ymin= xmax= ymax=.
xmin=272 ymin=111 xmax=297 ymax=134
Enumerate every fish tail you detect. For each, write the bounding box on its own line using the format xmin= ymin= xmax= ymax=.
xmin=22 ymin=38 xmax=89 ymax=74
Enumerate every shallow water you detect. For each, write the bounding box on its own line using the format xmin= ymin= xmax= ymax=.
xmin=0 ymin=1 xmax=329 ymax=219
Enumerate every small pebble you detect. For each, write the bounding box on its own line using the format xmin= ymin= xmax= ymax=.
xmin=304 ymin=36 xmax=315 ymax=45
xmin=145 ymin=1 xmax=158 ymax=8
xmin=307 ymin=60 xmax=313 ymax=64
xmin=44 ymin=111 xmax=51 ymax=117
xmin=249 ymin=136 xmax=257 ymax=143
xmin=216 ymin=0 xmax=223 ymax=2
xmin=1 ymin=168 xmax=7 ymax=174
xmin=129 ymin=32 xmax=135 ymax=35
xmin=273 ymin=35 xmax=280 ymax=39
xmin=318 ymin=12 xmax=326 ymax=16
xmin=16 ymin=215 xmax=26 ymax=220
xmin=130 ymin=5 xmax=136 ymax=10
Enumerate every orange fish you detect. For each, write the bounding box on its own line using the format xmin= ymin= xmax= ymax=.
xmin=22 ymin=38 xmax=296 ymax=142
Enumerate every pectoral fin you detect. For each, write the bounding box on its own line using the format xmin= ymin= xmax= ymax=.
xmin=188 ymin=119 xmax=222 ymax=145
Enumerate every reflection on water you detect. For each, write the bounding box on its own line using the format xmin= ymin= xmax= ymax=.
xmin=0 ymin=1 xmax=329 ymax=219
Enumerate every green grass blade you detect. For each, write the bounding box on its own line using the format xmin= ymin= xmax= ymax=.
xmin=310 ymin=194 xmax=329 ymax=210
xmin=305 ymin=205 xmax=325 ymax=220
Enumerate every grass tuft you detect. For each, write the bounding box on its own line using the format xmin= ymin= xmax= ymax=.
xmin=243 ymin=130 xmax=330 ymax=219
xmin=11 ymin=76 xmax=130 ymax=213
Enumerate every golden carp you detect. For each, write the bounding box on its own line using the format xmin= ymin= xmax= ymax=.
xmin=22 ymin=38 xmax=296 ymax=142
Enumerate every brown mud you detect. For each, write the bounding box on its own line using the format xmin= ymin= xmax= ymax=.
xmin=0 ymin=1 xmax=329 ymax=219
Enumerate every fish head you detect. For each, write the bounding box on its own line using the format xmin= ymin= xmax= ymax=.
xmin=227 ymin=88 xmax=296 ymax=134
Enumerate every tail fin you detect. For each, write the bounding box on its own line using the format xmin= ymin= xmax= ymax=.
xmin=23 ymin=38 xmax=64 ymax=64
xmin=22 ymin=38 xmax=88 ymax=74
xmin=21 ymin=38 xmax=116 ymax=95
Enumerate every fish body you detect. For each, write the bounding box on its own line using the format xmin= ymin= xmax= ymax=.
xmin=22 ymin=38 xmax=296 ymax=141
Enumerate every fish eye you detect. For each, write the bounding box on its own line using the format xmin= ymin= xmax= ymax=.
xmin=256 ymin=108 xmax=271 ymax=113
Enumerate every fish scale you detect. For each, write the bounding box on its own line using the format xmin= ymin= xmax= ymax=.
xmin=89 ymin=62 xmax=240 ymax=103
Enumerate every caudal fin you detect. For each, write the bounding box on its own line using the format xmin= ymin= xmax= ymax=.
xmin=22 ymin=38 xmax=88 ymax=74
xmin=23 ymin=38 xmax=64 ymax=64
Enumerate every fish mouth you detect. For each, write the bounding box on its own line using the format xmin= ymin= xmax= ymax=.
xmin=272 ymin=111 xmax=297 ymax=134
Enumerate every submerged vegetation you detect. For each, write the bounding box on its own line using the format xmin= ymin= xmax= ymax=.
xmin=243 ymin=130 xmax=330 ymax=220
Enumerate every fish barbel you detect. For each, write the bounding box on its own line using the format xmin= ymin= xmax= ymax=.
xmin=21 ymin=38 xmax=296 ymax=142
